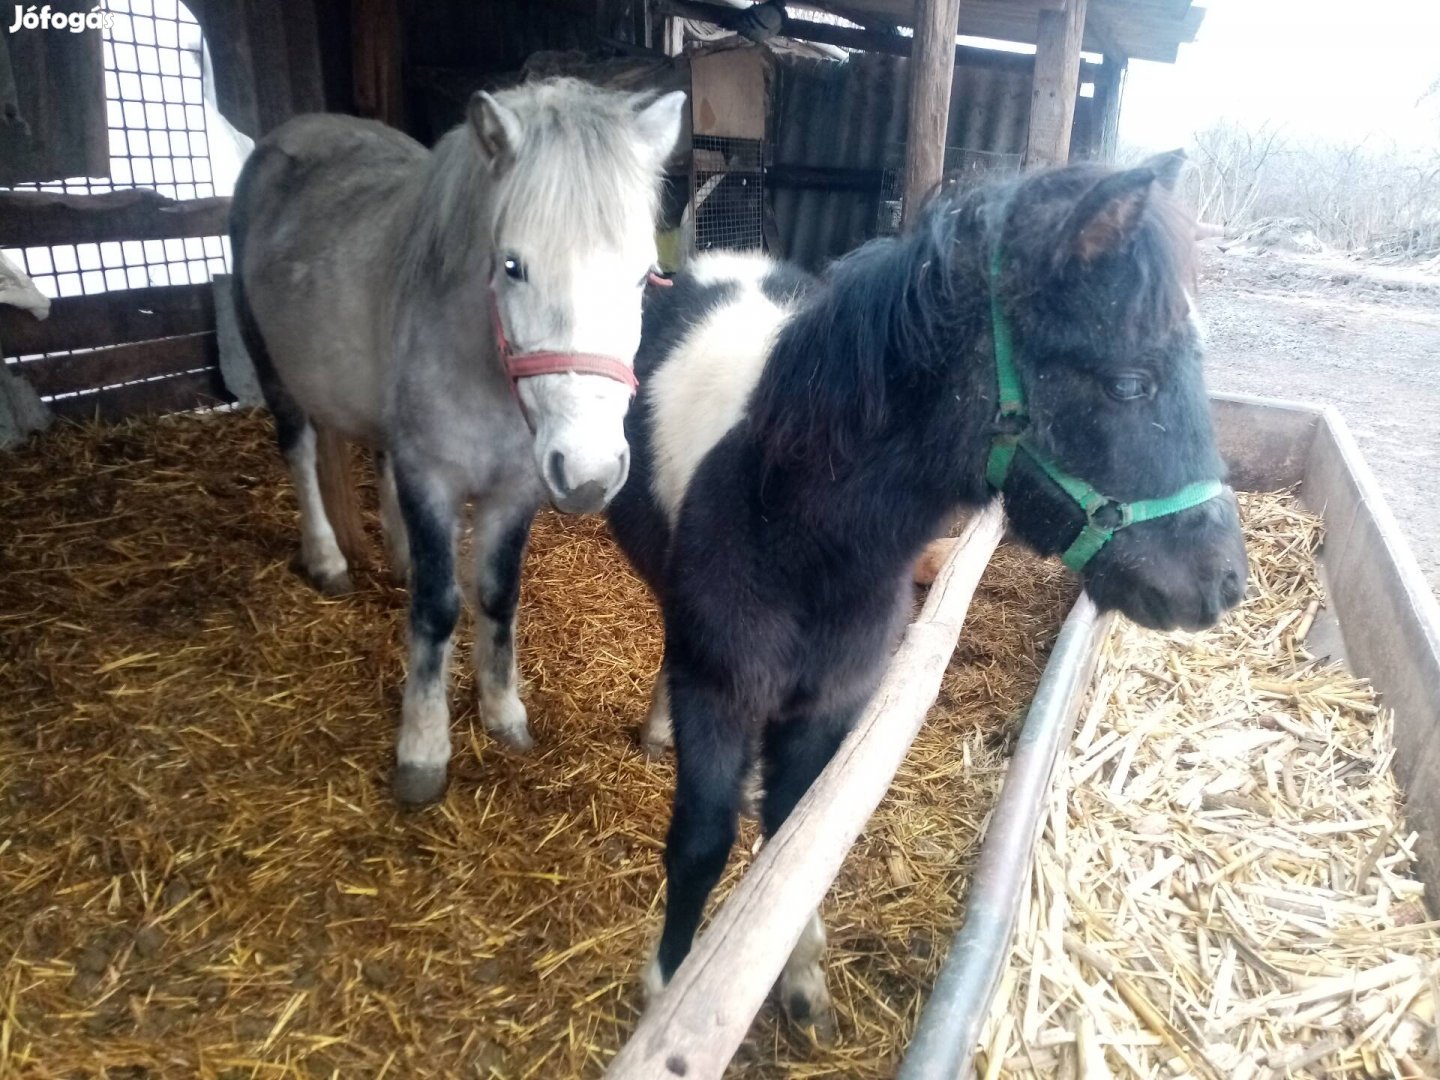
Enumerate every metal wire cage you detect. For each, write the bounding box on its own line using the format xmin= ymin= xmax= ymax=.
xmin=2 ymin=0 xmax=230 ymax=303
xmin=690 ymin=135 xmax=766 ymax=253
xmin=876 ymin=145 xmax=1023 ymax=236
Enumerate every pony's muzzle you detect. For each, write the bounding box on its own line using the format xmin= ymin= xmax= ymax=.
xmin=1082 ymin=493 xmax=1249 ymax=632
xmin=544 ymin=447 xmax=630 ymax=514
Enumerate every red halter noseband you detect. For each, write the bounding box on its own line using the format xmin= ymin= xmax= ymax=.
xmin=489 ymin=272 xmax=674 ymax=403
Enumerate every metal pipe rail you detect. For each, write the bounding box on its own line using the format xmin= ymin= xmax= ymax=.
xmin=899 ymin=595 xmax=1113 ymax=1080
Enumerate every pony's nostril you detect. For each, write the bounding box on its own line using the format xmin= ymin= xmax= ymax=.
xmin=1220 ymin=568 xmax=1245 ymax=607
xmin=547 ymin=450 xmax=570 ymax=497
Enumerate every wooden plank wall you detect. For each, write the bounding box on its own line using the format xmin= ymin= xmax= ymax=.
xmin=1 ymin=0 xmax=330 ymax=425
xmin=0 ymin=190 xmax=233 ymax=422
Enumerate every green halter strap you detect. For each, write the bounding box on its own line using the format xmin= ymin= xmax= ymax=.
xmin=984 ymin=242 xmax=1225 ymax=573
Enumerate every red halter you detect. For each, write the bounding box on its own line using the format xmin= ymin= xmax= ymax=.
xmin=489 ymin=273 xmax=674 ymax=400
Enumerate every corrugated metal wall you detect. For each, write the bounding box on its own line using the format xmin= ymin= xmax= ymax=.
xmin=770 ymin=50 xmax=1099 ymax=269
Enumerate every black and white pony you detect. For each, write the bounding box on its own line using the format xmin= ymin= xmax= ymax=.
xmin=606 ymin=155 xmax=1248 ymax=1033
xmin=229 ymin=78 xmax=684 ymax=804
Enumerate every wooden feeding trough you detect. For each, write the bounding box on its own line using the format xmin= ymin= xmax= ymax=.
xmin=607 ymin=392 xmax=1440 ymax=1079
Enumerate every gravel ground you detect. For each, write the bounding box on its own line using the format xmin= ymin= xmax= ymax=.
xmin=1197 ymin=244 xmax=1440 ymax=597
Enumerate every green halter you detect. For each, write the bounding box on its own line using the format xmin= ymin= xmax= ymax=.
xmin=984 ymin=243 xmax=1225 ymax=573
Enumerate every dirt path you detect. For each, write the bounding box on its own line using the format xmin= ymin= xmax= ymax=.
xmin=1198 ymin=245 xmax=1440 ymax=597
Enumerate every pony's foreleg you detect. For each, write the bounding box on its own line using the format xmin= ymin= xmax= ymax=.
xmin=376 ymin=452 xmax=410 ymax=585
xmin=392 ymin=463 xmax=463 ymax=806
xmin=759 ymin=715 xmax=851 ymax=1041
xmin=640 ymin=656 xmax=672 ymax=757
xmin=468 ymin=496 xmax=535 ymax=752
xmin=644 ymin=671 xmax=747 ymax=996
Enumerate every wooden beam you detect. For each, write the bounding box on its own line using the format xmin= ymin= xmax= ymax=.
xmin=904 ymin=0 xmax=965 ymax=222
xmin=1025 ymin=0 xmax=1088 ymax=167
xmin=1094 ymin=54 xmax=1128 ymax=162
xmin=0 ymin=191 xmax=231 ymax=249
xmin=0 ymin=283 xmax=215 ymax=359
xmin=766 ymin=163 xmax=887 ymax=193
xmin=352 ymin=0 xmax=405 ymax=128
xmin=47 ymin=366 xmax=232 ymax=423
xmin=605 ymin=503 xmax=1006 ymax=1080
xmin=783 ymin=14 xmax=1040 ymax=75
xmin=12 ymin=333 xmax=219 ymax=398
xmin=805 ymin=0 xmax=1199 ymax=65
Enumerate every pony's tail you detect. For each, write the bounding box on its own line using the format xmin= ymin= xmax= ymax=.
xmin=315 ymin=426 xmax=369 ymax=569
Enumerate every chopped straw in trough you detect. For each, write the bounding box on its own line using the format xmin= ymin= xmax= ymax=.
xmin=980 ymin=490 xmax=1440 ymax=1079
xmin=1 ymin=410 xmax=1075 ymax=1078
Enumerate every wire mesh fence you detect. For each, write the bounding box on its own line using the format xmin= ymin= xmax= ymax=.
xmin=2 ymin=0 xmax=231 ymax=307
xmin=690 ymin=135 xmax=766 ymax=253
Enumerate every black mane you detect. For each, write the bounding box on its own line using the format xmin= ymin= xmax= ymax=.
xmin=745 ymin=184 xmax=989 ymax=471
xmin=746 ymin=165 xmax=1200 ymax=474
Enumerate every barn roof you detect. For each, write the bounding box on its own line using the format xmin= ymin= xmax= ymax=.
xmin=801 ymin=0 xmax=1205 ymax=63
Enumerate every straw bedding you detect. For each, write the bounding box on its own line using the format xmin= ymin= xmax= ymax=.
xmin=981 ymin=490 xmax=1440 ymax=1079
xmin=0 ymin=410 xmax=1075 ymax=1078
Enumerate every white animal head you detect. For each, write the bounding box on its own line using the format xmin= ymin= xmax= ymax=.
xmin=473 ymin=79 xmax=685 ymax=513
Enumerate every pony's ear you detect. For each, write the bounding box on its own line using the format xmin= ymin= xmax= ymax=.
xmin=1141 ymin=149 xmax=1186 ymax=191
xmin=633 ymin=91 xmax=686 ymax=166
xmin=1056 ymin=166 xmax=1157 ymax=267
xmin=469 ymin=91 xmax=523 ymax=168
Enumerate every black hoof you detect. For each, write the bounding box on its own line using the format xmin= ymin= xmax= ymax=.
xmin=392 ymin=763 xmax=448 ymax=806
xmin=785 ymin=994 xmax=839 ymax=1045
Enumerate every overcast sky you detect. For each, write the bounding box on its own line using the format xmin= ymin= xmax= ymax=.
xmin=1119 ymin=0 xmax=1440 ymax=151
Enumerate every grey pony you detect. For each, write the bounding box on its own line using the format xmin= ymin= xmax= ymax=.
xmin=229 ymin=77 xmax=685 ymax=803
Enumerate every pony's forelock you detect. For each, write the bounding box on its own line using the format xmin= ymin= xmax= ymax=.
xmin=491 ymin=79 xmax=663 ymax=261
xmin=403 ymin=78 xmax=665 ymax=290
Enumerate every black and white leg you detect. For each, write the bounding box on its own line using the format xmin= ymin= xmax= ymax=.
xmin=244 ymin=284 xmax=349 ymax=596
xmin=469 ymin=493 xmax=535 ymax=751
xmin=392 ymin=462 xmax=463 ymax=805
xmin=260 ymin=378 xmax=349 ymax=595
xmin=760 ymin=714 xmax=852 ymax=1039
xmin=376 ymin=451 xmax=410 ymax=585
xmin=644 ymin=670 xmax=749 ymax=997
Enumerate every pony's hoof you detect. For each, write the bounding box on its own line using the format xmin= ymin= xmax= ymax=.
xmin=639 ymin=729 xmax=671 ymax=759
xmin=316 ymin=570 xmax=353 ymax=597
xmin=641 ymin=953 xmax=667 ymax=1001
xmin=783 ymin=987 xmax=838 ymax=1045
xmin=392 ymin=763 xmax=448 ymax=806
xmin=491 ymin=724 xmax=535 ymax=754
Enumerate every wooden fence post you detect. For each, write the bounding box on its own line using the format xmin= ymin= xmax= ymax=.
xmin=1025 ymin=0 xmax=1088 ymax=167
xmin=903 ymin=0 xmax=964 ymax=223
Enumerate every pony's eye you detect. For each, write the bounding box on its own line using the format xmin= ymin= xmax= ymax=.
xmin=502 ymin=256 xmax=527 ymax=282
xmin=1105 ymin=372 xmax=1153 ymax=401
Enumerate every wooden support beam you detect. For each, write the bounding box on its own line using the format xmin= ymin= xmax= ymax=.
xmin=12 ymin=333 xmax=219 ymax=398
xmin=1094 ymin=54 xmax=1128 ymax=162
xmin=47 ymin=366 xmax=232 ymax=423
xmin=352 ymin=0 xmax=405 ymax=128
xmin=903 ymin=0 xmax=965 ymax=222
xmin=0 ymin=283 xmax=214 ymax=359
xmin=1025 ymin=0 xmax=1088 ymax=167
xmin=605 ymin=503 xmax=1006 ymax=1080
xmin=0 ymin=191 xmax=232 ymax=249
xmin=765 ymin=163 xmax=887 ymax=193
